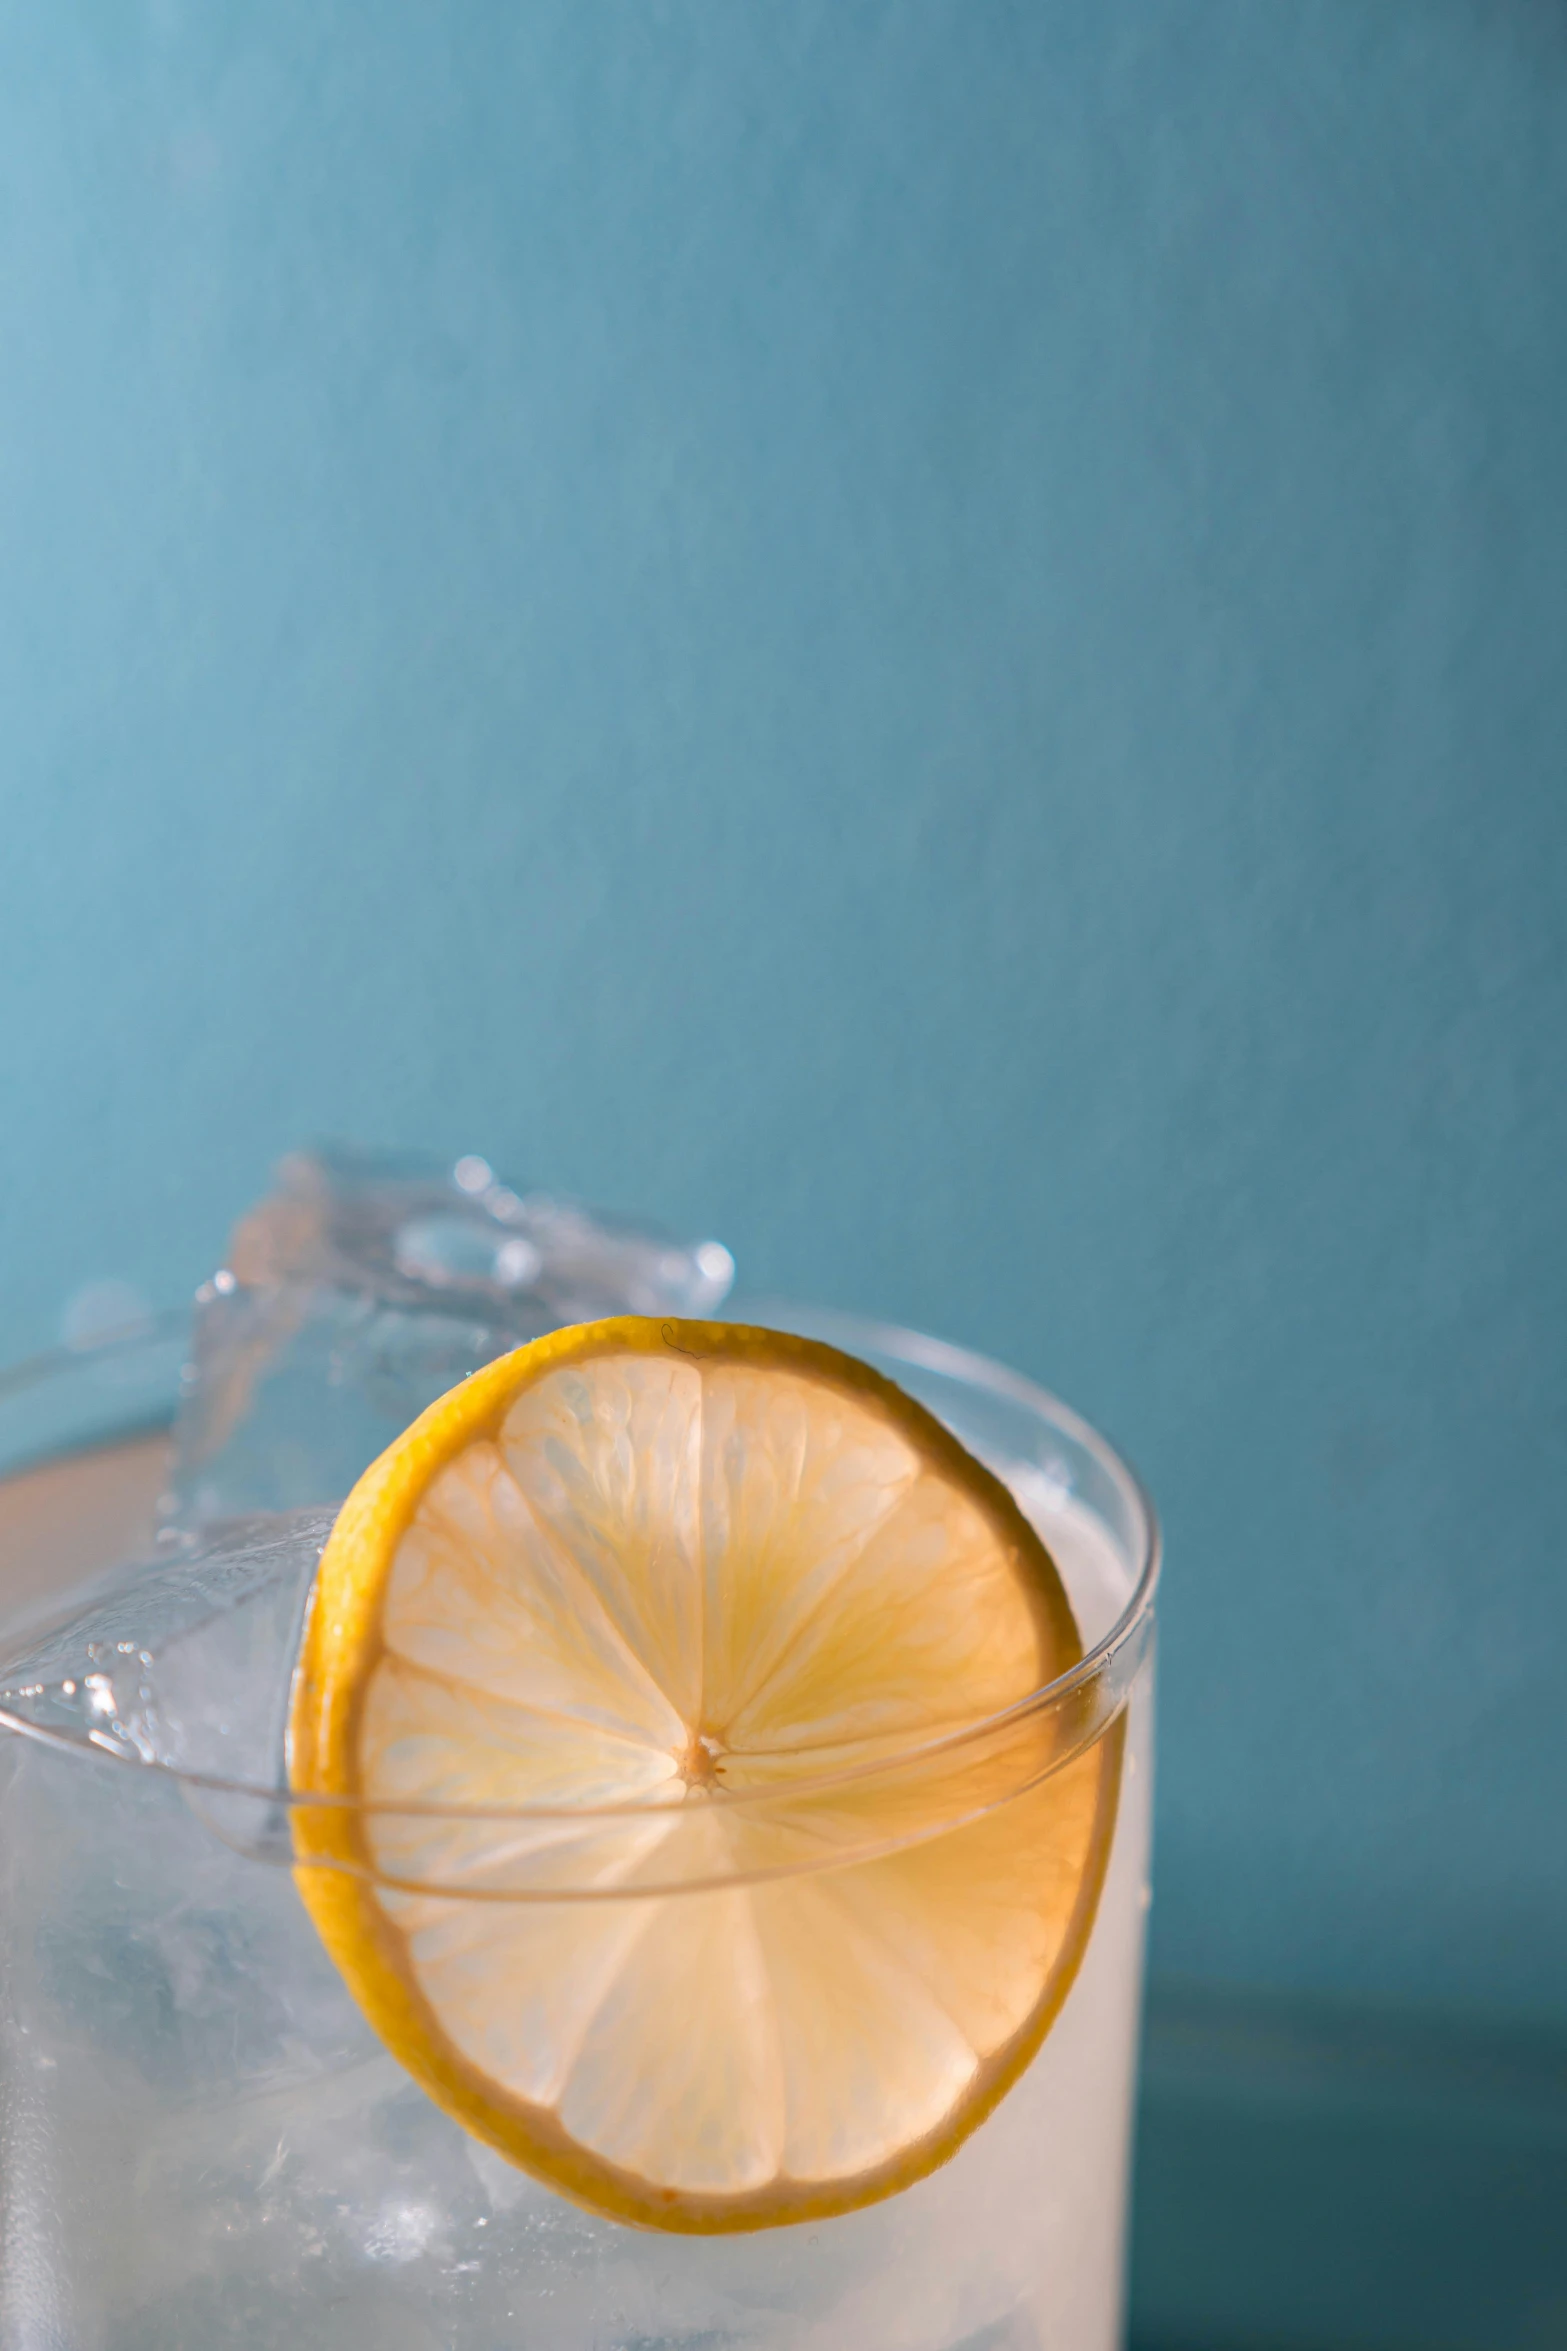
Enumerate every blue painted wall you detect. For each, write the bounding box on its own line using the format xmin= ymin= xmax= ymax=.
xmin=2 ymin=3 xmax=1563 ymax=2026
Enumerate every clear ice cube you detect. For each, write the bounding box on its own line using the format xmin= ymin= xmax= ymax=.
xmin=0 ymin=1513 xmax=328 ymax=1848
xmin=168 ymin=1148 xmax=734 ymax=1528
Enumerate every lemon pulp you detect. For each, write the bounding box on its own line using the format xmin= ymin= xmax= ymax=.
xmin=288 ymin=1318 xmax=1122 ymax=2232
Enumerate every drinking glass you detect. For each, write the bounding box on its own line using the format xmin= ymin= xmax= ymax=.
xmin=0 ymin=1310 xmax=1158 ymax=2351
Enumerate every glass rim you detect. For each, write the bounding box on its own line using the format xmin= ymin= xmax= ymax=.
xmin=0 ymin=1304 xmax=1161 ymax=1827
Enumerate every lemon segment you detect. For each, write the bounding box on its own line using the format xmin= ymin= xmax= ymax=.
xmin=288 ymin=1318 xmax=1122 ymax=2232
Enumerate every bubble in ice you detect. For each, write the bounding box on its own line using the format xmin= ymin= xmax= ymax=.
xmin=168 ymin=1147 xmax=734 ymax=1530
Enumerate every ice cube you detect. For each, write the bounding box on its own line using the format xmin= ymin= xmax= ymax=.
xmin=168 ymin=1148 xmax=734 ymax=1527
xmin=0 ymin=1512 xmax=328 ymax=1820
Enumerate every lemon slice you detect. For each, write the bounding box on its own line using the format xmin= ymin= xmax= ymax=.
xmin=288 ymin=1318 xmax=1122 ymax=2233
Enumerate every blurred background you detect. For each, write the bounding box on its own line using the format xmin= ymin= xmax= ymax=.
xmin=2 ymin=5 xmax=1564 ymax=2344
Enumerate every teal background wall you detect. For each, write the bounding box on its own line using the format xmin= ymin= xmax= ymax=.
xmin=2 ymin=2 xmax=1564 ymax=2037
